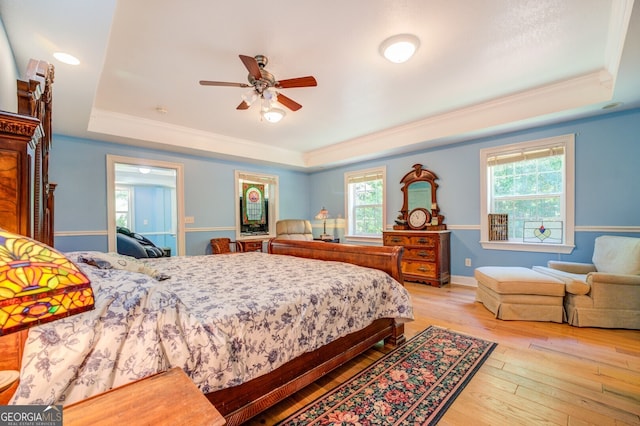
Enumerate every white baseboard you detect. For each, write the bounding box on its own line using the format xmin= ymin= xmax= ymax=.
xmin=450 ymin=275 xmax=477 ymax=287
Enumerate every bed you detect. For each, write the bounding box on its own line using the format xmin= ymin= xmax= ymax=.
xmin=9 ymin=239 xmax=413 ymax=425
xmin=0 ymin=58 xmax=412 ymax=425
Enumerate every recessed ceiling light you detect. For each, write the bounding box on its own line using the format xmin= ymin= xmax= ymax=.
xmin=53 ymin=52 xmax=80 ymax=66
xmin=379 ymin=34 xmax=420 ymax=63
xmin=602 ymin=102 xmax=623 ymax=110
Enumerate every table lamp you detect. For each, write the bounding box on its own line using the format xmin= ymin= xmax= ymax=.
xmin=315 ymin=207 xmax=333 ymax=240
xmin=0 ymin=229 xmax=94 ymax=393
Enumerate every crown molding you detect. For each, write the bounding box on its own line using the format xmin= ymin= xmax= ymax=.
xmin=303 ymin=70 xmax=614 ymax=168
xmin=88 ymin=109 xmax=306 ymax=167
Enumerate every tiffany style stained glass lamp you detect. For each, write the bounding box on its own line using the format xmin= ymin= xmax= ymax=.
xmin=0 ymin=229 xmax=94 ymax=392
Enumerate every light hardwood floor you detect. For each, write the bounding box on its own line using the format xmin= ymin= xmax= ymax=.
xmin=247 ymin=283 xmax=640 ymax=425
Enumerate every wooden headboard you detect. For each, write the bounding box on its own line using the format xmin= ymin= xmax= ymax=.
xmin=0 ymin=58 xmax=55 ymax=404
xmin=268 ymin=238 xmax=404 ymax=283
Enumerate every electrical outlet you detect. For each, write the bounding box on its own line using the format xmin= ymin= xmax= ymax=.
xmin=465 ymin=258 xmax=472 ymax=267
xmin=184 ymin=216 xmax=195 ymax=224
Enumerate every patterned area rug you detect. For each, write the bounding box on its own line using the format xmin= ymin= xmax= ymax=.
xmin=278 ymin=325 xmax=497 ymax=425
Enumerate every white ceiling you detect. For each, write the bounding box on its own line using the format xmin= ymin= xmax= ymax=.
xmin=1 ymin=0 xmax=639 ymax=171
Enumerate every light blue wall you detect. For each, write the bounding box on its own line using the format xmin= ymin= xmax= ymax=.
xmin=51 ymin=135 xmax=310 ymax=255
xmin=51 ymin=108 xmax=640 ymax=276
xmin=308 ymin=108 xmax=640 ymax=278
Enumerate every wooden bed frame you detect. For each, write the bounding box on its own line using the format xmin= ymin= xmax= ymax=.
xmin=0 ymin=59 xmax=409 ymax=422
xmin=206 ymin=239 xmax=407 ymax=425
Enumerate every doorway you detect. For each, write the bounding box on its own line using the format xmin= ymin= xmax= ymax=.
xmin=106 ymin=155 xmax=185 ymax=256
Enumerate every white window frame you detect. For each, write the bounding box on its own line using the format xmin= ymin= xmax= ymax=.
xmin=235 ymin=170 xmax=279 ymax=241
xmin=114 ymin=185 xmax=133 ymax=229
xmin=344 ymin=166 xmax=386 ymax=243
xmin=480 ymin=134 xmax=575 ymax=254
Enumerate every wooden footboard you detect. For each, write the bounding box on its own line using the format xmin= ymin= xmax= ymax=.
xmin=208 ymin=318 xmax=401 ymax=425
xmin=206 ymin=239 xmax=407 ymax=425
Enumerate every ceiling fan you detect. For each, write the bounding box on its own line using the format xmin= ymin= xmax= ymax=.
xmin=199 ymin=54 xmax=317 ymax=112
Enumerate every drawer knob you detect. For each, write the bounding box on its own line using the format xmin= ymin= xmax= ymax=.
xmin=418 ymin=266 xmax=428 ymax=272
xmin=418 ymin=238 xmax=428 ymax=244
xmin=392 ymin=238 xmax=402 ymax=243
xmin=418 ymin=251 xmax=428 ymax=257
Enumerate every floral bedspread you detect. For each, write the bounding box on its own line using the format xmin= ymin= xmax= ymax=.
xmin=10 ymin=252 xmax=413 ymax=406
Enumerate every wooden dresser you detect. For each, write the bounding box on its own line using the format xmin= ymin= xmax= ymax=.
xmin=383 ymin=230 xmax=451 ymax=287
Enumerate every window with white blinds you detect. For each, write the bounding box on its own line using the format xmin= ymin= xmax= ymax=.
xmin=344 ymin=167 xmax=386 ymax=238
xmin=486 ymin=145 xmax=565 ymax=166
xmin=480 ymin=134 xmax=575 ymax=253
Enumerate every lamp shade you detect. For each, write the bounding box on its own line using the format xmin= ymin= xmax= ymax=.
xmin=0 ymin=229 xmax=94 ymax=336
xmin=315 ymin=207 xmax=329 ymax=220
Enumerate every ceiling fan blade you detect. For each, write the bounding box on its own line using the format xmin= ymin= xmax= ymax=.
xmin=276 ymin=76 xmax=317 ymax=88
xmin=276 ymin=93 xmax=302 ymax=111
xmin=199 ymin=80 xmax=251 ymax=88
xmin=239 ymin=55 xmax=262 ymax=80
xmin=236 ymin=101 xmax=250 ymax=110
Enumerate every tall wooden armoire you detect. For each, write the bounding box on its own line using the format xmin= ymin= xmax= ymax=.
xmin=0 ymin=59 xmax=55 ymax=245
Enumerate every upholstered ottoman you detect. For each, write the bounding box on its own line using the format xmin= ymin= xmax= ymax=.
xmin=475 ymin=266 xmax=566 ymax=323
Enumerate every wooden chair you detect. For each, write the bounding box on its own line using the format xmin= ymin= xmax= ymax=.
xmin=210 ymin=238 xmax=243 ymax=254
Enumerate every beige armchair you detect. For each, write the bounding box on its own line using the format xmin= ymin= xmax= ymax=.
xmin=533 ymin=236 xmax=640 ymax=329
xmin=275 ymin=219 xmax=314 ymax=240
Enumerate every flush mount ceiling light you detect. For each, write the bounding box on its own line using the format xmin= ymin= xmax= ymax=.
xmin=53 ymin=52 xmax=80 ymax=65
xmin=379 ymin=34 xmax=420 ymax=63
xmin=261 ymin=107 xmax=286 ymax=123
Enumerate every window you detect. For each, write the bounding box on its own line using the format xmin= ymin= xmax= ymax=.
xmin=480 ymin=134 xmax=575 ymax=253
xmin=235 ymin=170 xmax=278 ymax=239
xmin=115 ymin=185 xmax=132 ymax=228
xmin=345 ymin=167 xmax=386 ymax=239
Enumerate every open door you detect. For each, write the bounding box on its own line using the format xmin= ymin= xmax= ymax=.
xmin=106 ymin=155 xmax=185 ymax=256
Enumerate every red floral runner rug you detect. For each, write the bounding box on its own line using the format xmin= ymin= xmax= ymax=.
xmin=278 ymin=325 xmax=497 ymax=425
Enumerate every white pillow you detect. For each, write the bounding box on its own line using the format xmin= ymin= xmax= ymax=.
xmin=592 ymin=236 xmax=640 ymax=275
xmin=77 ymin=252 xmax=170 ymax=281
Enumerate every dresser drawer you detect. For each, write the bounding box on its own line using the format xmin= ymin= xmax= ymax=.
xmin=407 ymin=235 xmax=437 ymax=246
xmin=384 ymin=234 xmax=437 ymax=247
xmin=384 ymin=234 xmax=410 ymax=246
xmin=403 ymin=260 xmax=436 ymax=278
xmin=403 ymin=247 xmax=436 ymax=261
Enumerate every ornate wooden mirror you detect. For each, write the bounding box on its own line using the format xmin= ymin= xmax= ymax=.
xmin=394 ymin=163 xmax=446 ymax=230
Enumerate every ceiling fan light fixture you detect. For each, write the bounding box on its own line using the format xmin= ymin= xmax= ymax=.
xmin=262 ymin=107 xmax=286 ymax=124
xmin=241 ymin=90 xmax=258 ymax=106
xmin=379 ymin=34 xmax=420 ymax=63
xmin=263 ymin=88 xmax=278 ymax=103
